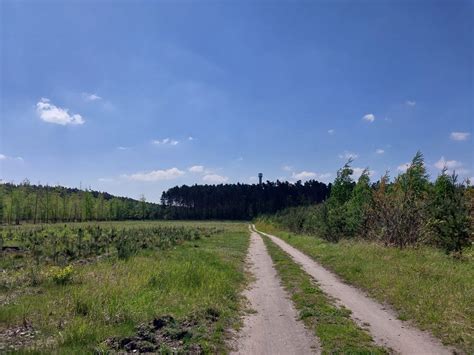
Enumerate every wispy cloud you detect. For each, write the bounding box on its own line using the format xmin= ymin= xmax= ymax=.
xmin=292 ymin=171 xmax=316 ymax=180
xmin=450 ymin=132 xmax=470 ymax=141
xmin=203 ymin=174 xmax=228 ymax=184
xmin=82 ymin=92 xmax=102 ymax=101
xmin=339 ymin=151 xmax=359 ymax=160
xmin=0 ymin=153 xmax=24 ymax=162
xmin=328 ymin=129 xmax=335 ymax=135
xmin=353 ymin=167 xmax=375 ymax=179
xmin=434 ymin=157 xmax=463 ymax=170
xmin=282 ymin=165 xmax=293 ymax=172
xmin=152 ymin=138 xmax=179 ymax=146
xmin=362 ymin=113 xmax=375 ymax=122
xmin=188 ymin=136 xmax=194 ymax=141
xmin=36 ymin=98 xmax=84 ymax=125
xmin=291 ymin=171 xmax=331 ymax=182
xmin=375 ymin=149 xmax=385 ymax=154
xmin=188 ymin=165 xmax=205 ymax=173
xmin=406 ymin=100 xmax=416 ymax=106
xmin=124 ymin=168 xmax=185 ymax=182
xmin=397 ymin=162 xmax=410 ymax=172
xmin=117 ymin=146 xmax=130 ymax=150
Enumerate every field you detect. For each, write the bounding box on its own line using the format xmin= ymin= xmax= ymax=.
xmin=255 ymin=221 xmax=474 ymax=353
xmin=0 ymin=221 xmax=249 ymax=353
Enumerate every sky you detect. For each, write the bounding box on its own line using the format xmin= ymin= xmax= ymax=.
xmin=1 ymin=0 xmax=473 ymax=202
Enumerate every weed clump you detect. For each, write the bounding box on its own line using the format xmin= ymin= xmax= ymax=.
xmin=49 ymin=265 xmax=73 ymax=285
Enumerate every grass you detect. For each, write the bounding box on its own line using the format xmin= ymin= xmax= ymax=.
xmin=255 ymin=221 xmax=474 ymax=353
xmin=0 ymin=221 xmax=249 ymax=353
xmin=261 ymin=233 xmax=386 ymax=354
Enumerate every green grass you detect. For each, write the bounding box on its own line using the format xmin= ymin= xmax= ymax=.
xmin=261 ymin=233 xmax=386 ymax=354
xmin=256 ymin=221 xmax=474 ymax=353
xmin=0 ymin=221 xmax=249 ymax=353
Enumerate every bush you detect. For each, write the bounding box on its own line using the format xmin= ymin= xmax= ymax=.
xmin=49 ymin=265 xmax=74 ymax=285
xmin=257 ymin=151 xmax=472 ymax=254
xmin=428 ymin=170 xmax=470 ymax=254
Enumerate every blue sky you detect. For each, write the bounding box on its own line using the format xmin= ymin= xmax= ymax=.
xmin=1 ymin=0 xmax=473 ymax=202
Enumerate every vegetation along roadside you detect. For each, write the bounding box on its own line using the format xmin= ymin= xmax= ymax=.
xmin=261 ymin=233 xmax=387 ymax=354
xmin=256 ymin=221 xmax=473 ymax=353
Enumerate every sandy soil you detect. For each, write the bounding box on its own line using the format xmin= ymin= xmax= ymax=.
xmin=230 ymin=230 xmax=319 ymax=355
xmin=255 ymin=226 xmax=452 ymax=355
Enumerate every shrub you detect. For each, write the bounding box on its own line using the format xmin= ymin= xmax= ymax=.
xmin=49 ymin=265 xmax=74 ymax=285
xmin=365 ymin=152 xmax=430 ymax=248
xmin=323 ymin=161 xmax=355 ymax=242
xmin=428 ymin=170 xmax=470 ymax=254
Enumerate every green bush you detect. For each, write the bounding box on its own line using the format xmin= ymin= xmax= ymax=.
xmin=258 ymin=151 xmax=472 ymax=254
xmin=49 ymin=265 xmax=74 ymax=285
xmin=428 ymin=170 xmax=470 ymax=253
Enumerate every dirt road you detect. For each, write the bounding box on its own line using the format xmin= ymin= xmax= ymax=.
xmin=230 ymin=230 xmax=319 ymax=355
xmin=255 ymin=226 xmax=452 ymax=355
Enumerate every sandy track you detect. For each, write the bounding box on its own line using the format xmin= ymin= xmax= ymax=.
xmin=255 ymin=226 xmax=452 ymax=355
xmin=231 ymin=230 xmax=319 ymax=355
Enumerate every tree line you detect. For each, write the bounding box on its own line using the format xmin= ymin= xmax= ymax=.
xmin=0 ymin=181 xmax=162 ymax=224
xmin=258 ymin=152 xmax=473 ymax=254
xmin=160 ymin=180 xmax=330 ymax=220
xmin=0 ymin=179 xmax=331 ymax=224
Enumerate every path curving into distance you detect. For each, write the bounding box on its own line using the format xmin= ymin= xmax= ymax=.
xmin=230 ymin=229 xmax=319 ymax=355
xmin=254 ymin=226 xmax=452 ymax=355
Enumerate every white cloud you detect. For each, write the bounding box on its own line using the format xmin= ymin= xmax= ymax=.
xmin=0 ymin=153 xmax=23 ymax=162
xmin=82 ymin=92 xmax=102 ymax=101
xmin=152 ymin=138 xmax=179 ymax=146
xmin=282 ymin=165 xmax=293 ymax=172
xmin=406 ymin=100 xmax=416 ymax=106
xmin=450 ymin=132 xmax=470 ymax=141
xmin=375 ymin=149 xmax=385 ymax=154
xmin=188 ymin=136 xmax=194 ymax=141
xmin=434 ymin=157 xmax=463 ymax=170
xmin=328 ymin=129 xmax=335 ymax=135
xmin=362 ymin=113 xmax=375 ymax=122
xmin=339 ymin=151 xmax=359 ymax=160
xmin=203 ymin=174 xmax=228 ymax=184
xmin=36 ymin=98 xmax=85 ymax=125
xmin=291 ymin=171 xmax=331 ymax=182
xmin=292 ymin=171 xmax=317 ymax=180
xmin=124 ymin=168 xmax=185 ymax=182
xmin=117 ymin=146 xmax=129 ymax=150
xmin=397 ymin=162 xmax=410 ymax=172
xmin=188 ymin=165 xmax=205 ymax=173
xmin=353 ymin=167 xmax=375 ymax=179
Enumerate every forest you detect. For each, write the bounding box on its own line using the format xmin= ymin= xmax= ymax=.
xmin=0 ymin=179 xmax=330 ymax=224
xmin=161 ymin=180 xmax=330 ymax=220
xmin=0 ymin=182 xmax=163 ymax=224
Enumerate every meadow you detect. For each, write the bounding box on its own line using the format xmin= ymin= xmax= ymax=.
xmin=0 ymin=221 xmax=249 ymax=353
